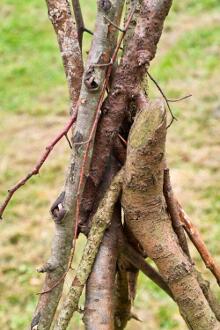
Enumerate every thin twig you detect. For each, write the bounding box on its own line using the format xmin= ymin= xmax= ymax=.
xmin=147 ymin=71 xmax=177 ymax=127
xmin=0 ymin=112 xmax=77 ymax=220
xmin=176 ymin=199 xmax=220 ymax=286
xmin=167 ymin=94 xmax=192 ymax=102
xmin=65 ymin=133 xmax=72 ymax=149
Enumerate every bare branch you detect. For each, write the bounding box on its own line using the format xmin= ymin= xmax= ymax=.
xmin=122 ymin=99 xmax=220 ymax=329
xmin=0 ymin=112 xmax=77 ymax=220
xmin=81 ymin=0 xmax=174 ymax=228
xmin=84 ymin=211 xmax=120 ymax=329
xmin=163 ymin=167 xmax=192 ymax=261
xmin=176 ymin=200 xmax=220 ymax=286
xmin=53 ymin=170 xmax=123 ymax=330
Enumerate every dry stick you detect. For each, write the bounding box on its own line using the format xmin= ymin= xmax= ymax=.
xmin=115 ymin=256 xmax=133 ymax=330
xmin=53 ymin=170 xmax=123 ymax=330
xmin=176 ymin=199 xmax=220 ymax=286
xmin=163 ymin=167 xmax=192 ymax=261
xmin=0 ymin=112 xmax=77 ymax=220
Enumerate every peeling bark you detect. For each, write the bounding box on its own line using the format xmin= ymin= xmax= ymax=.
xmin=122 ymin=99 xmax=220 ymax=330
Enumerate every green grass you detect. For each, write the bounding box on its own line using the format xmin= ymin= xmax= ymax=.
xmin=1 ymin=1 xmax=220 ymax=329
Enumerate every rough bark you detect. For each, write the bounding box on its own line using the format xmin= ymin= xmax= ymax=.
xmin=83 ymin=155 xmax=121 ymax=330
xmin=31 ymin=1 xmax=83 ymax=328
xmin=122 ymin=99 xmax=220 ymax=330
xmin=83 ymin=210 xmax=120 ymax=330
xmin=80 ymin=0 xmax=173 ymax=227
xmin=53 ymin=169 xmax=123 ymax=330
xmin=46 ymin=0 xmax=83 ymax=111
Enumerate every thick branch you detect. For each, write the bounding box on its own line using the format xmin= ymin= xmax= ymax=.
xmin=53 ymin=169 xmax=123 ymax=330
xmin=83 ymin=209 xmax=120 ymax=330
xmin=122 ymin=99 xmax=220 ymax=329
xmin=80 ymin=0 xmax=173 ymax=226
xmin=30 ymin=1 xmax=83 ymax=328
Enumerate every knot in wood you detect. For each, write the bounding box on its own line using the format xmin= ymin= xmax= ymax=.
xmin=84 ymin=67 xmax=99 ymax=92
xmin=99 ymin=0 xmax=112 ymax=12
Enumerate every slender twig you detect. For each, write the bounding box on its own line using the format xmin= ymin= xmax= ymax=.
xmin=65 ymin=133 xmax=72 ymax=149
xmin=0 ymin=112 xmax=77 ymax=220
xmin=176 ymin=199 xmax=220 ymax=286
xmin=167 ymin=94 xmax=192 ymax=102
xmin=147 ymin=71 xmax=177 ymax=127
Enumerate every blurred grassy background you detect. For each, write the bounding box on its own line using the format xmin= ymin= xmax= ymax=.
xmin=0 ymin=1 xmax=220 ymax=329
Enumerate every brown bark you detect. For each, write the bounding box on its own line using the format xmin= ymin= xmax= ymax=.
xmin=80 ymin=0 xmax=173 ymax=227
xmin=122 ymin=99 xmax=220 ymax=330
xmin=163 ymin=167 xmax=192 ymax=261
xmin=177 ymin=200 xmax=220 ymax=286
xmin=114 ymin=257 xmax=132 ymax=330
xmin=84 ymin=211 xmax=120 ymax=330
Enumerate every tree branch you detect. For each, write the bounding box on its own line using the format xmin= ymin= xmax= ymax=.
xmin=46 ymin=0 xmax=83 ymax=111
xmin=53 ymin=169 xmax=123 ymax=330
xmin=80 ymin=0 xmax=173 ymax=227
xmin=0 ymin=113 xmax=77 ymax=220
xmin=176 ymin=200 xmax=220 ymax=286
xmin=31 ymin=1 xmax=126 ymax=328
xmin=163 ymin=167 xmax=192 ymax=261
xmin=84 ymin=209 xmax=120 ymax=330
xmin=122 ymin=99 xmax=220 ymax=329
